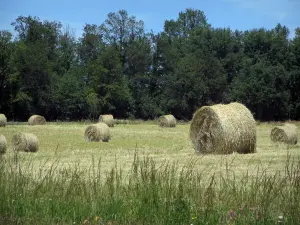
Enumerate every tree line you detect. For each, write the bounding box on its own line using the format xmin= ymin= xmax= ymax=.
xmin=1 ymin=9 xmax=300 ymax=121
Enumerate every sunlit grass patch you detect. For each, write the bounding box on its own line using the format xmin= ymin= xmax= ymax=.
xmin=0 ymin=122 xmax=299 ymax=224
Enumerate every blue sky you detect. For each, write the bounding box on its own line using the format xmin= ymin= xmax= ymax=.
xmin=1 ymin=0 xmax=299 ymax=38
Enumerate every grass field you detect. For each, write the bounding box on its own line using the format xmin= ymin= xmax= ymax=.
xmin=0 ymin=121 xmax=300 ymax=224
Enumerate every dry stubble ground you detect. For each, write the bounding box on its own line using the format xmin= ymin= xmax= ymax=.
xmin=0 ymin=121 xmax=299 ymax=181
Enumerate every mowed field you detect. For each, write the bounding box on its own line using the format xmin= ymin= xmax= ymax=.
xmin=1 ymin=121 xmax=299 ymax=178
xmin=1 ymin=121 xmax=300 ymax=224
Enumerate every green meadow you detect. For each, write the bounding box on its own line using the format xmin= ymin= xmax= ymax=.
xmin=0 ymin=121 xmax=299 ymax=224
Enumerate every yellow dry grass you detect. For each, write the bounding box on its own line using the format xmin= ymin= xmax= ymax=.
xmin=84 ymin=122 xmax=110 ymax=142
xmin=99 ymin=114 xmax=115 ymax=127
xmin=190 ymin=102 xmax=256 ymax=154
xmin=0 ymin=134 xmax=7 ymax=154
xmin=158 ymin=115 xmax=176 ymax=127
xmin=271 ymin=123 xmax=298 ymax=145
xmin=0 ymin=114 xmax=7 ymax=127
xmin=0 ymin=121 xmax=299 ymax=179
xmin=12 ymin=132 xmax=39 ymax=152
xmin=28 ymin=115 xmax=46 ymax=126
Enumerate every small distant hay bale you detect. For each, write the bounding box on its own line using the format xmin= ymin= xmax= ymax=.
xmin=12 ymin=132 xmax=39 ymax=152
xmin=270 ymin=123 xmax=298 ymax=145
xmin=28 ymin=115 xmax=46 ymax=125
xmin=84 ymin=122 xmax=111 ymax=142
xmin=99 ymin=114 xmax=115 ymax=127
xmin=0 ymin=135 xmax=7 ymax=154
xmin=0 ymin=114 xmax=7 ymax=127
xmin=189 ymin=102 xmax=256 ymax=154
xmin=158 ymin=115 xmax=176 ymax=127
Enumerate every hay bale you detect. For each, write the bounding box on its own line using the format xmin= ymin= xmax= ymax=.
xmin=12 ymin=132 xmax=39 ymax=152
xmin=28 ymin=115 xmax=46 ymax=125
xmin=189 ymin=102 xmax=256 ymax=154
xmin=84 ymin=122 xmax=110 ymax=142
xmin=158 ymin=115 xmax=176 ymax=127
xmin=0 ymin=114 xmax=7 ymax=127
xmin=284 ymin=123 xmax=297 ymax=130
xmin=99 ymin=114 xmax=115 ymax=127
xmin=270 ymin=123 xmax=298 ymax=145
xmin=0 ymin=135 xmax=7 ymax=154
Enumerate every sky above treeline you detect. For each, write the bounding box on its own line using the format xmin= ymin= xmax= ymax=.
xmin=1 ymin=0 xmax=300 ymax=38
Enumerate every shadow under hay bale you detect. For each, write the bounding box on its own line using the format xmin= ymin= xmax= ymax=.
xmin=28 ymin=115 xmax=46 ymax=126
xmin=270 ymin=123 xmax=298 ymax=145
xmin=12 ymin=132 xmax=39 ymax=152
xmin=0 ymin=114 xmax=7 ymax=127
xmin=84 ymin=122 xmax=111 ymax=142
xmin=158 ymin=115 xmax=176 ymax=127
xmin=99 ymin=114 xmax=115 ymax=127
xmin=189 ymin=102 xmax=256 ymax=154
xmin=0 ymin=135 xmax=7 ymax=154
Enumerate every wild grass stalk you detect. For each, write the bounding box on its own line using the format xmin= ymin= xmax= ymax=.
xmin=0 ymin=152 xmax=299 ymax=224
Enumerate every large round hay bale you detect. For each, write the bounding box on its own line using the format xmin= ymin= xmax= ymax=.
xmin=189 ymin=102 xmax=256 ymax=154
xmin=284 ymin=123 xmax=297 ymax=130
xmin=99 ymin=114 xmax=115 ymax=127
xmin=0 ymin=135 xmax=7 ymax=154
xmin=0 ymin=114 xmax=7 ymax=127
xmin=84 ymin=122 xmax=110 ymax=142
xmin=12 ymin=132 xmax=39 ymax=152
xmin=270 ymin=123 xmax=298 ymax=145
xmin=28 ymin=115 xmax=46 ymax=125
xmin=158 ymin=115 xmax=176 ymax=127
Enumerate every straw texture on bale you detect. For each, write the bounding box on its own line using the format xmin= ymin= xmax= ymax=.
xmin=284 ymin=123 xmax=297 ymax=130
xmin=158 ymin=115 xmax=176 ymax=127
xmin=0 ymin=135 xmax=7 ymax=154
xmin=84 ymin=122 xmax=111 ymax=142
xmin=189 ymin=102 xmax=256 ymax=154
xmin=270 ymin=124 xmax=298 ymax=145
xmin=12 ymin=132 xmax=39 ymax=152
xmin=28 ymin=115 xmax=46 ymax=125
xmin=99 ymin=114 xmax=115 ymax=127
xmin=0 ymin=114 xmax=7 ymax=127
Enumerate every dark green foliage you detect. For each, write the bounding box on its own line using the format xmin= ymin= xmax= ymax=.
xmin=289 ymin=28 xmax=300 ymax=119
xmin=231 ymin=60 xmax=290 ymax=120
xmin=229 ymin=26 xmax=292 ymax=120
xmin=0 ymin=31 xmax=14 ymax=115
xmin=0 ymin=10 xmax=299 ymax=121
xmin=50 ymin=68 xmax=87 ymax=120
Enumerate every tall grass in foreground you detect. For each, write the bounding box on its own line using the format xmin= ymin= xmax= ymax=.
xmin=0 ymin=152 xmax=299 ymax=225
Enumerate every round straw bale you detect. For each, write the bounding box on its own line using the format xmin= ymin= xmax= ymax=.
xmin=0 ymin=114 xmax=7 ymax=127
xmin=0 ymin=135 xmax=7 ymax=154
xmin=84 ymin=122 xmax=110 ymax=142
xmin=158 ymin=115 xmax=176 ymax=127
xmin=284 ymin=123 xmax=297 ymax=130
xmin=270 ymin=123 xmax=298 ymax=145
xmin=12 ymin=132 xmax=39 ymax=152
xmin=99 ymin=114 xmax=115 ymax=127
xmin=189 ymin=102 xmax=256 ymax=154
xmin=28 ymin=115 xmax=46 ymax=125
